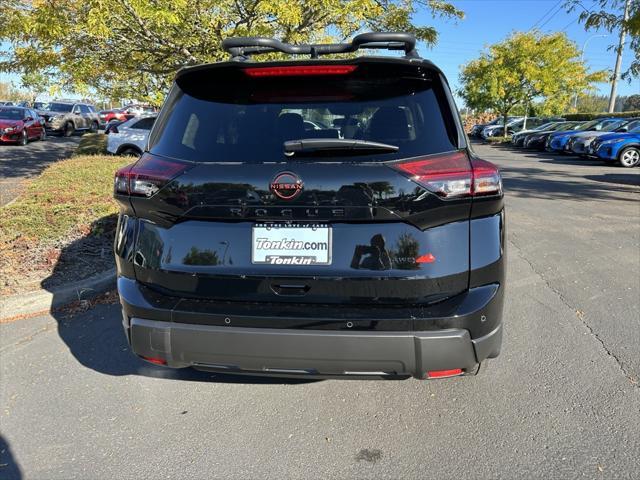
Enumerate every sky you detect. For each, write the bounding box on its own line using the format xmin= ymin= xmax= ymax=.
xmin=1 ymin=0 xmax=638 ymax=106
xmin=417 ymin=0 xmax=639 ymax=104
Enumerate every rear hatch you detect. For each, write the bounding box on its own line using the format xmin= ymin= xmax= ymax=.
xmin=115 ymin=59 xmax=496 ymax=306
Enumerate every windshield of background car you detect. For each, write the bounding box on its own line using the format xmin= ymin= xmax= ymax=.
xmin=44 ymin=103 xmax=73 ymax=113
xmin=602 ymin=120 xmax=627 ymax=131
xmin=578 ymin=119 xmax=604 ymax=130
xmin=0 ymin=108 xmax=24 ymax=120
xmin=625 ymin=121 xmax=640 ymax=132
xmin=150 ymin=62 xmax=459 ymax=163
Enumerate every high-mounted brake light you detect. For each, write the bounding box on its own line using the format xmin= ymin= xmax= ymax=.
xmin=243 ymin=65 xmax=357 ymax=77
xmin=392 ymin=152 xmax=502 ymax=198
xmin=114 ymin=153 xmax=192 ymax=197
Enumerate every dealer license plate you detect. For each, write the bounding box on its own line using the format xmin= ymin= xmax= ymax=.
xmin=252 ymin=223 xmax=332 ymax=266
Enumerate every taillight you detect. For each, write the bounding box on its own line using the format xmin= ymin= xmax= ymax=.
xmin=391 ymin=151 xmax=502 ymax=198
xmin=114 ymin=153 xmax=192 ymax=197
xmin=471 ymin=158 xmax=502 ymax=196
xmin=243 ymin=65 xmax=357 ymax=77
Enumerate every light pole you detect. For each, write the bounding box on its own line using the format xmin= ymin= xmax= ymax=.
xmin=608 ymin=0 xmax=631 ymax=113
xmin=574 ymin=34 xmax=608 ymax=110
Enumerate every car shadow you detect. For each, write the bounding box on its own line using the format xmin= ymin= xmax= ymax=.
xmin=498 ymin=164 xmax=639 ymax=202
xmin=537 ymin=157 xmax=604 ymax=166
xmin=584 ymin=173 xmax=640 ymax=187
xmin=41 ymin=218 xmax=317 ymax=385
xmin=0 ymin=136 xmax=81 ymax=179
xmin=0 ymin=435 xmax=22 ymax=480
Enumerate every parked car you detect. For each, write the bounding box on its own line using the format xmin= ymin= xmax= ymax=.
xmin=591 ymin=124 xmax=640 ymax=167
xmin=98 ymin=108 xmax=131 ymax=127
xmin=104 ymin=119 xmax=126 ymax=135
xmin=121 ymin=104 xmax=157 ymax=116
xmin=469 ymin=117 xmax=520 ymax=138
xmin=113 ymin=32 xmax=505 ymax=380
xmin=511 ymin=121 xmax=564 ymax=147
xmin=37 ymin=101 xmax=101 ymax=136
xmin=521 ymin=121 xmax=585 ymax=150
xmin=565 ymin=119 xmax=640 ymax=156
xmin=0 ymin=106 xmax=46 ymax=145
xmin=482 ymin=117 xmax=562 ymax=139
xmin=545 ymin=118 xmax=620 ymax=153
xmin=0 ymin=101 xmax=16 ymax=106
xmin=107 ymin=115 xmax=156 ymax=155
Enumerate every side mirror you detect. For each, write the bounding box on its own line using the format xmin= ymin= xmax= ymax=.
xmin=25 ymin=116 xmax=33 ymax=122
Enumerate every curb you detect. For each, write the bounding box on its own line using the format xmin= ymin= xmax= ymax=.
xmin=0 ymin=269 xmax=116 ymax=321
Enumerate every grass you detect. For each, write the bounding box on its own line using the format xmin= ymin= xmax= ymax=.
xmin=0 ymin=154 xmax=129 ymax=243
xmin=73 ymin=132 xmax=108 ymax=156
xmin=0 ymin=148 xmax=131 ymax=294
xmin=486 ymin=136 xmax=513 ymax=144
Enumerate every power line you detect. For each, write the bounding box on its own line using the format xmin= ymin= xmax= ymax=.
xmin=529 ymin=0 xmax=564 ymax=31
xmin=537 ymin=2 xmax=566 ymax=30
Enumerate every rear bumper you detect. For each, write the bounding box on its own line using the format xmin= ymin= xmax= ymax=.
xmin=119 ymin=274 xmax=504 ymax=379
xmin=126 ymin=316 xmax=502 ymax=379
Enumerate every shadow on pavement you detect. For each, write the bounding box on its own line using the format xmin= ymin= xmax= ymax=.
xmin=499 ymin=165 xmax=639 ymax=202
xmin=41 ymin=218 xmax=316 ymax=385
xmin=0 ymin=136 xmax=80 ymax=179
xmin=585 ymin=173 xmax=640 ymax=187
xmin=0 ymin=435 xmax=22 ymax=480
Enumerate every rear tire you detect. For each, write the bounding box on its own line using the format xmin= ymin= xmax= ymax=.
xmin=39 ymin=129 xmax=46 ymax=141
xmin=63 ymin=122 xmax=74 ymax=137
xmin=618 ymin=146 xmax=640 ymax=168
xmin=119 ymin=147 xmax=141 ymax=157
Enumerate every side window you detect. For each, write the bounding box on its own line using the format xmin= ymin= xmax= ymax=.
xmin=132 ymin=117 xmax=156 ymax=130
xmin=79 ymin=105 xmax=90 ymax=114
xmin=72 ymin=105 xmax=81 ymax=114
xmin=87 ymin=105 xmax=96 ymax=113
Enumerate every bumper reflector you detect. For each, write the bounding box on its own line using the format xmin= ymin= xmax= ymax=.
xmin=427 ymin=368 xmax=463 ymax=379
xmin=140 ymin=355 xmax=167 ymax=366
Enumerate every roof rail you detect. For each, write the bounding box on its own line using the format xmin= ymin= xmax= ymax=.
xmin=222 ymin=32 xmax=419 ymax=61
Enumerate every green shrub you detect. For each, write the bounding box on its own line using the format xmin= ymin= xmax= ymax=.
xmin=73 ymin=133 xmax=108 ymax=156
xmin=562 ymin=111 xmax=640 ymax=121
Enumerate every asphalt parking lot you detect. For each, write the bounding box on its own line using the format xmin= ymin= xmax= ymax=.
xmin=1 ymin=143 xmax=639 ymax=479
xmin=0 ymin=136 xmax=81 ymax=206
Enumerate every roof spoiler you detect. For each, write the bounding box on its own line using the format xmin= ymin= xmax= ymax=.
xmin=222 ymin=32 xmax=420 ymax=61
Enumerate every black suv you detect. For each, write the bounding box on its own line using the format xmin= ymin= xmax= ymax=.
xmin=114 ymin=33 xmax=505 ymax=380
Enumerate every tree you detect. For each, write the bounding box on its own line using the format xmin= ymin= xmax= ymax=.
xmin=575 ymin=94 xmax=610 ymax=112
xmin=458 ymin=31 xmax=608 ymax=137
xmin=0 ymin=0 xmax=464 ymax=105
xmin=623 ymin=94 xmax=640 ymax=110
xmin=565 ymin=0 xmax=640 ymax=79
xmin=0 ymin=82 xmax=29 ymax=103
xmin=20 ymin=72 xmax=51 ymax=103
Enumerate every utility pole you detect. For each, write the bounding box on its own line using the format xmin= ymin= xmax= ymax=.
xmin=608 ymin=0 xmax=631 ymax=113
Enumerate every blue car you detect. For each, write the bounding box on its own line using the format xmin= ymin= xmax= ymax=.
xmin=590 ymin=124 xmax=640 ymax=168
xmin=546 ymin=118 xmax=619 ymax=153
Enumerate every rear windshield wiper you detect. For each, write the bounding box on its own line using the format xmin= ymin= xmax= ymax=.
xmin=284 ymin=138 xmax=399 ymax=157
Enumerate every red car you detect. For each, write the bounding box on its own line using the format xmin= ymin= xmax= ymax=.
xmin=98 ymin=108 xmax=130 ymax=126
xmin=0 ymin=106 xmax=46 ymax=145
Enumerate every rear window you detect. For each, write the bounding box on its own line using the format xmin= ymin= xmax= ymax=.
xmin=149 ymin=61 xmax=459 ymax=163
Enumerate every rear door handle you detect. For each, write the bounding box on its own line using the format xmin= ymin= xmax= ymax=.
xmin=271 ymin=283 xmax=310 ymax=296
